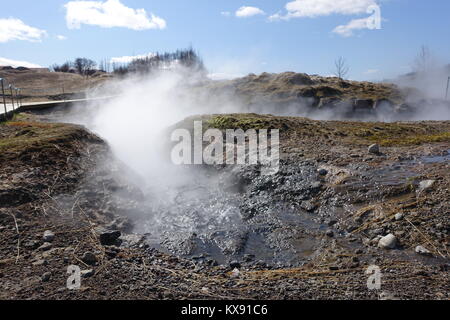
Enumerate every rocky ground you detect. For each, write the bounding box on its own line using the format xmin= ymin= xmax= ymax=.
xmin=0 ymin=112 xmax=448 ymax=300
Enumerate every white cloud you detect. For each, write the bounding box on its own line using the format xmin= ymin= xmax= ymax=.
xmin=65 ymin=0 xmax=166 ymax=30
xmin=221 ymin=11 xmax=231 ymax=17
xmin=271 ymin=0 xmax=377 ymax=20
xmin=110 ymin=53 xmax=156 ymax=64
xmin=56 ymin=35 xmax=68 ymax=40
xmin=0 ymin=57 xmax=42 ymax=68
xmin=0 ymin=18 xmax=47 ymax=43
xmin=332 ymin=17 xmax=370 ymax=37
xmin=236 ymin=6 xmax=265 ymax=18
xmin=364 ymin=68 xmax=379 ymax=74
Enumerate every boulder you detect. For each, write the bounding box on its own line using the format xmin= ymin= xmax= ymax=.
xmin=368 ymin=144 xmax=380 ymax=154
xmin=378 ymin=234 xmax=397 ymax=249
xmin=42 ymin=230 xmax=55 ymax=242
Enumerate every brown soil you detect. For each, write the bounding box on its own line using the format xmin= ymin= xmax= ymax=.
xmin=0 ymin=112 xmax=448 ymax=300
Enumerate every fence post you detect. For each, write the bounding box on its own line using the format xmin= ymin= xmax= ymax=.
xmin=446 ymin=76 xmax=450 ymax=100
xmin=9 ymin=85 xmax=15 ymax=114
xmin=0 ymin=78 xmax=7 ymax=118
xmin=18 ymin=89 xmax=21 ymax=108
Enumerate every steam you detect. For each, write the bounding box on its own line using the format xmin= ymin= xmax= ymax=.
xmin=59 ymin=64 xmax=449 ymax=257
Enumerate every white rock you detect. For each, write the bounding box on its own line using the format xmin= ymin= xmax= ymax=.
xmin=378 ymin=234 xmax=397 ymax=249
xmin=231 ymin=268 xmax=240 ymax=278
xmin=418 ymin=180 xmax=435 ymax=193
xmin=415 ymin=245 xmax=432 ymax=256
xmin=394 ymin=213 xmax=403 ymax=221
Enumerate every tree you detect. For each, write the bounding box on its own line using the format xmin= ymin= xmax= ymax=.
xmin=334 ymin=57 xmax=349 ymax=79
xmin=74 ymin=58 xmax=97 ymax=77
xmin=51 ymin=61 xmax=73 ymax=73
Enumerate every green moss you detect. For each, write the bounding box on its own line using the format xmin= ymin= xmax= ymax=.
xmin=205 ymin=114 xmax=285 ymax=131
xmin=0 ymin=121 xmax=80 ymax=154
xmin=372 ymin=132 xmax=450 ymax=146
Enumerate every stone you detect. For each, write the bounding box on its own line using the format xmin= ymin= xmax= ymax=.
xmin=81 ymin=269 xmax=95 ymax=278
xmin=327 ymin=219 xmax=338 ymax=227
xmin=32 ymin=259 xmax=48 ymax=266
xmin=42 ymin=230 xmax=55 ymax=242
xmin=325 ymin=230 xmax=334 ymax=237
xmin=98 ymin=229 xmax=122 ymax=246
xmin=41 ymin=272 xmax=51 ymax=282
xmin=81 ymin=252 xmax=98 ymax=265
xmin=394 ymin=213 xmax=403 ymax=221
xmin=415 ymin=245 xmax=432 ymax=256
xmin=378 ymin=234 xmax=397 ymax=249
xmin=317 ymin=168 xmax=328 ymax=176
xmin=38 ymin=243 xmax=52 ymax=251
xmin=230 ymin=261 xmax=241 ymax=269
xmin=230 ymin=268 xmax=240 ymax=278
xmin=368 ymin=144 xmax=380 ymax=154
xmin=418 ymin=180 xmax=436 ymax=193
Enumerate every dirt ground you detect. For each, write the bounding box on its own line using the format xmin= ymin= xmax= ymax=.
xmin=0 ymin=112 xmax=448 ymax=300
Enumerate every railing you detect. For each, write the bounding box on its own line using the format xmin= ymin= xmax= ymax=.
xmin=0 ymin=77 xmax=23 ymax=119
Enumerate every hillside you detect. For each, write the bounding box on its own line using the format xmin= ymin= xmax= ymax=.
xmin=0 ymin=67 xmax=112 ymax=102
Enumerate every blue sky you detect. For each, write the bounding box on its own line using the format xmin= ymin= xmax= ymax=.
xmin=1 ymin=0 xmax=450 ymax=80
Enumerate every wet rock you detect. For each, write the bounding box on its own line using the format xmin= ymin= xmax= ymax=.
xmin=415 ymin=246 xmax=432 ymax=256
xmin=81 ymin=269 xmax=95 ymax=278
xmin=98 ymin=229 xmax=122 ymax=246
xmin=38 ymin=243 xmax=52 ymax=251
xmin=317 ymin=168 xmax=328 ymax=176
xmin=368 ymin=144 xmax=380 ymax=155
xmin=394 ymin=213 xmax=404 ymax=221
xmin=327 ymin=219 xmax=338 ymax=227
xmin=41 ymin=272 xmax=51 ymax=282
xmin=230 ymin=261 xmax=241 ymax=269
xmin=81 ymin=252 xmax=98 ymax=265
xmin=42 ymin=230 xmax=55 ymax=242
xmin=325 ymin=230 xmax=334 ymax=237
xmin=378 ymin=234 xmax=397 ymax=249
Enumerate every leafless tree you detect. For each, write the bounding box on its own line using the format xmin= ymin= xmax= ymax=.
xmin=334 ymin=57 xmax=349 ymax=79
xmin=74 ymin=58 xmax=97 ymax=77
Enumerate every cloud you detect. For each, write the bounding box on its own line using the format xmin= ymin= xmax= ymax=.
xmin=271 ymin=0 xmax=377 ymax=20
xmin=0 ymin=18 xmax=47 ymax=43
xmin=332 ymin=17 xmax=371 ymax=37
xmin=0 ymin=57 xmax=43 ymax=68
xmin=235 ymin=6 xmax=265 ymax=18
xmin=56 ymin=35 xmax=68 ymax=40
xmin=65 ymin=0 xmax=166 ymax=30
xmin=110 ymin=53 xmax=156 ymax=64
xmin=221 ymin=11 xmax=231 ymax=17
xmin=364 ymin=69 xmax=379 ymax=74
